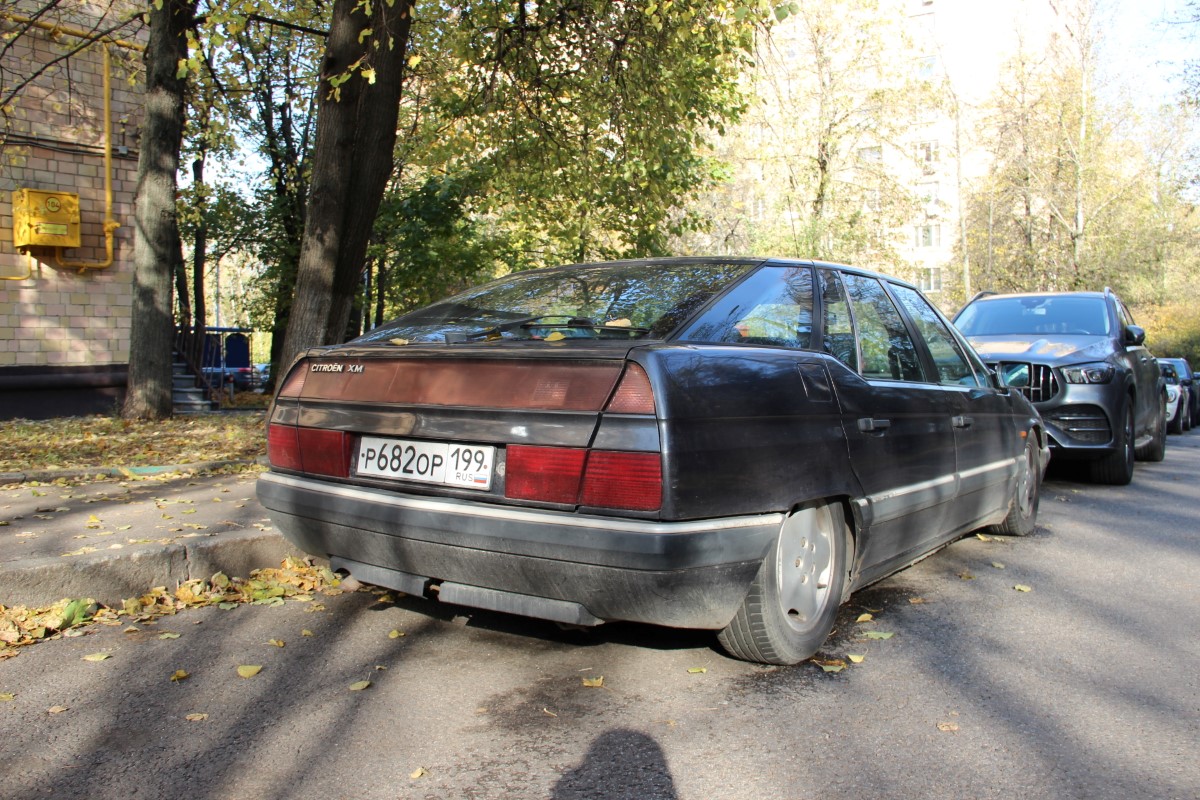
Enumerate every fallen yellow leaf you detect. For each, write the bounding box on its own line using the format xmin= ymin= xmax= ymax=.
xmin=237 ymin=665 xmax=262 ymax=678
xmin=847 ymin=654 xmax=865 ymax=664
xmin=976 ymin=533 xmax=991 ymax=542
xmin=48 ymin=705 xmax=68 ymax=714
xmin=301 ymin=629 xmax=313 ymax=637
xmin=388 ymin=629 xmax=405 ymax=639
xmin=863 ymin=631 xmax=894 ymax=640
xmin=170 ymin=669 xmax=190 ymax=682
xmin=991 ymin=562 xmax=1006 ymax=569
xmin=268 ymin=639 xmax=285 ymax=648
xmin=582 ymin=676 xmax=604 ymax=688
xmin=1013 ymin=584 xmax=1032 ymax=592
xmin=82 ymin=652 xmax=111 ymax=662
xmin=959 ymin=571 xmax=975 ymax=580
xmin=185 ymin=713 xmax=208 ymax=722
xmin=159 ymin=632 xmax=181 ymax=640
xmin=349 ymin=680 xmax=371 ymax=691
xmin=0 ymin=693 xmax=15 ymax=701
xmin=908 ymin=597 xmax=927 ymax=604
xmin=856 ymin=613 xmax=873 ymax=623
xmin=410 ymin=767 xmax=428 ymax=779
xmin=687 ymin=667 xmax=707 ymax=674
xmin=937 ymin=721 xmax=960 ymax=732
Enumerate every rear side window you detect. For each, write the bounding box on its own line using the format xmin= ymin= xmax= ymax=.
xmin=818 ymin=269 xmax=858 ymax=371
xmin=678 ymin=265 xmax=815 ymax=348
xmin=842 ymin=273 xmax=924 ymax=382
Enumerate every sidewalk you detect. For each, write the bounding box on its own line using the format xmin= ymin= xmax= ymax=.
xmin=0 ymin=463 xmax=304 ymax=608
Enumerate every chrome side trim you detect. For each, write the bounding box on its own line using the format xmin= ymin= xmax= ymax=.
xmin=260 ymin=471 xmax=784 ymax=535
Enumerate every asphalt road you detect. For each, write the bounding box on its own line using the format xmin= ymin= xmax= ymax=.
xmin=2 ymin=436 xmax=1198 ymax=800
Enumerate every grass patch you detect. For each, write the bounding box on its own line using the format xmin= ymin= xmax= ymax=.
xmin=0 ymin=413 xmax=267 ymax=473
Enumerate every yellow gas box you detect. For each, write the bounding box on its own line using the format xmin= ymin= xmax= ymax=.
xmin=12 ymin=188 xmax=82 ymax=248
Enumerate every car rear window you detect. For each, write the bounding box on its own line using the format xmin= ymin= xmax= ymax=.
xmin=354 ymin=260 xmax=756 ymax=344
xmin=957 ymin=296 xmax=1111 ymax=336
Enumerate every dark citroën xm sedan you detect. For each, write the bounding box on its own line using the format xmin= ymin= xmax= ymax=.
xmin=257 ymin=257 xmax=1048 ymax=665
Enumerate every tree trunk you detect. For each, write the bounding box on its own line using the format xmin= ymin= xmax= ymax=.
xmin=280 ymin=0 xmax=415 ymax=370
xmin=123 ymin=0 xmax=196 ymax=420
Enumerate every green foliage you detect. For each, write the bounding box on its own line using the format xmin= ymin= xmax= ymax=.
xmin=1136 ymin=303 xmax=1200 ymax=364
xmin=368 ymin=172 xmax=500 ymax=320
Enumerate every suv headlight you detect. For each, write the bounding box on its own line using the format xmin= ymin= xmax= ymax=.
xmin=1167 ymin=386 xmax=1180 ymax=401
xmin=1061 ymin=363 xmax=1115 ymax=384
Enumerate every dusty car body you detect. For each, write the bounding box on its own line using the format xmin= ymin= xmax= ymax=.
xmin=258 ymin=257 xmax=1047 ymax=664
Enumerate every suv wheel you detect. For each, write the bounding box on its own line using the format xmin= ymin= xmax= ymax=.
xmin=1090 ymin=402 xmax=1135 ymax=485
xmin=1136 ymin=395 xmax=1167 ymax=463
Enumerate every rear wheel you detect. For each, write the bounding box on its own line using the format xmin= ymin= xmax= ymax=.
xmin=1169 ymin=400 xmax=1185 ymax=435
xmin=1136 ymin=395 xmax=1167 ymax=463
xmin=989 ymin=436 xmax=1040 ymax=536
xmin=718 ymin=501 xmax=850 ymax=666
xmin=1089 ymin=402 xmax=1135 ymax=485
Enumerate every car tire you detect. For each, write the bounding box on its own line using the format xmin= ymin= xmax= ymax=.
xmin=1185 ymin=400 xmax=1193 ymax=432
xmin=1170 ymin=402 xmax=1185 ymax=435
xmin=1136 ymin=395 xmax=1167 ymax=463
xmin=989 ymin=436 xmax=1040 ymax=537
xmin=718 ymin=501 xmax=850 ymax=666
xmin=1090 ymin=402 xmax=1135 ymax=485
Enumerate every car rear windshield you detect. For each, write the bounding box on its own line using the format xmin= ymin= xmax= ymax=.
xmin=956 ymin=296 xmax=1111 ymax=337
xmin=354 ymin=260 xmax=757 ymax=344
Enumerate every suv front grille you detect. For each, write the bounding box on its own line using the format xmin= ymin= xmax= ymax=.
xmin=994 ymin=362 xmax=1060 ymax=404
xmin=1042 ymin=405 xmax=1112 ymax=444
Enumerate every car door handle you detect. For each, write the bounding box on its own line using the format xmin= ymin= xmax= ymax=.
xmin=857 ymin=417 xmax=891 ymax=433
xmin=952 ymin=415 xmax=974 ymax=429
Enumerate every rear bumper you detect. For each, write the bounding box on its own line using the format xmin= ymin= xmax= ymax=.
xmin=256 ymin=471 xmax=781 ymax=629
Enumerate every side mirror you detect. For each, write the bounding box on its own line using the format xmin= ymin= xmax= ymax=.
xmin=1123 ymin=325 xmax=1146 ymax=346
xmin=989 ymin=366 xmax=1007 ymax=390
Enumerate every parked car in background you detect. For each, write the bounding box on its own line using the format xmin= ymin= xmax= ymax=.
xmin=202 ymin=365 xmax=258 ymax=392
xmin=954 ymin=288 xmax=1166 ymax=485
xmin=1158 ymin=360 xmax=1190 ymax=434
xmin=258 ymin=257 xmax=1047 ymax=666
xmin=1159 ymin=357 xmax=1196 ymax=426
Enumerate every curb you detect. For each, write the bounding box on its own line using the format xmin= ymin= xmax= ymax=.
xmin=1 ymin=526 xmax=308 ymax=609
xmin=0 ymin=456 xmax=268 ymax=485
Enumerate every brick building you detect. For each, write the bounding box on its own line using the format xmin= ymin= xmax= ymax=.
xmin=0 ymin=2 xmax=145 ymax=419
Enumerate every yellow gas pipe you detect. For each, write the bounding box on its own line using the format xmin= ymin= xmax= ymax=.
xmin=55 ymin=44 xmax=120 ymax=272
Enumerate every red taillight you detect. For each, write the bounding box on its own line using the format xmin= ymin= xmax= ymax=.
xmin=504 ymin=445 xmax=662 ymax=511
xmin=505 ymin=445 xmax=586 ymax=504
xmin=605 ymin=363 xmax=655 ymax=414
xmin=267 ymin=423 xmax=301 ymax=470
xmin=580 ymin=451 xmax=662 ymax=511
xmin=267 ymin=423 xmax=350 ymax=478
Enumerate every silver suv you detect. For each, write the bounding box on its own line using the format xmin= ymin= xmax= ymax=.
xmin=954 ymin=289 xmax=1166 ymax=485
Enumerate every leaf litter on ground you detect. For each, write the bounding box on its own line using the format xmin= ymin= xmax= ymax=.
xmin=0 ymin=557 xmax=343 ymax=659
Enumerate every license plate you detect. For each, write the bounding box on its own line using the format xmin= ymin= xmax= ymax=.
xmin=356 ymin=436 xmax=495 ymax=490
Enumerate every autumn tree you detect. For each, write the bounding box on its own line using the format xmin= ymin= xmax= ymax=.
xmin=681 ymin=0 xmax=925 ymax=268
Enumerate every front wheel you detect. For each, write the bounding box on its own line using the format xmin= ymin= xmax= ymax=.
xmin=989 ymin=436 xmax=1041 ymax=536
xmin=718 ymin=501 xmax=850 ymax=666
xmin=1090 ymin=402 xmax=1135 ymax=485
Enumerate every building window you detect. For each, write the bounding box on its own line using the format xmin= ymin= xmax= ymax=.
xmin=918 ymin=266 xmax=943 ymax=292
xmin=915 ymin=140 xmax=939 ymax=174
xmin=916 ymin=56 xmax=937 ymax=81
xmin=915 ymin=224 xmax=941 ymax=248
xmin=857 ymin=146 xmax=882 ymax=162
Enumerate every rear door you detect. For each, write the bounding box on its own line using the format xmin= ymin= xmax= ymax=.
xmin=820 ymin=270 xmax=960 ymax=576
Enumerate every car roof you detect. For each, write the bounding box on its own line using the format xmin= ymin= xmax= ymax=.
xmin=969 ymin=290 xmax=1107 ymax=301
xmin=534 ymin=256 xmax=922 ymax=291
